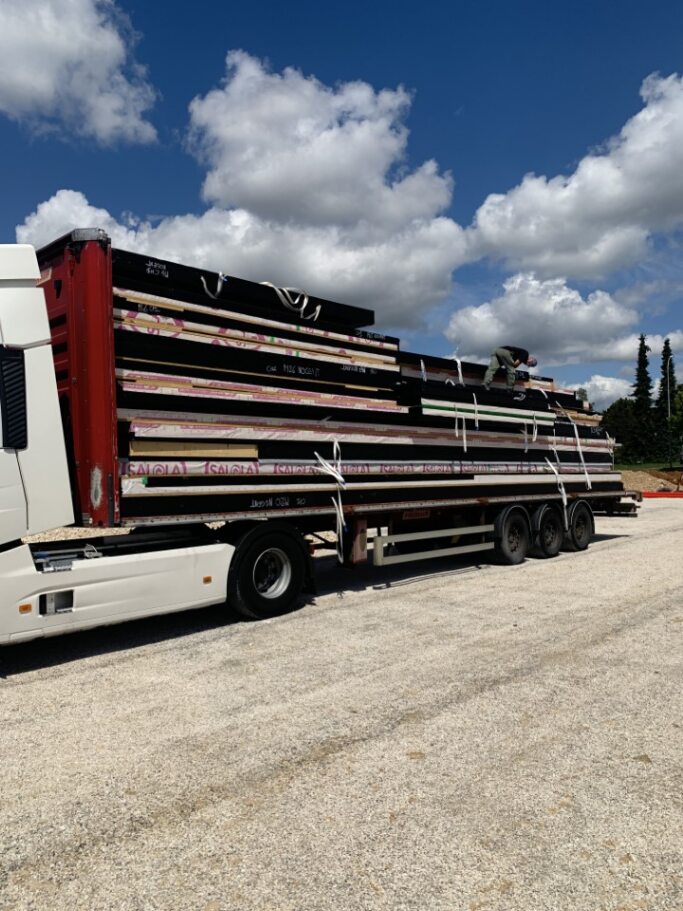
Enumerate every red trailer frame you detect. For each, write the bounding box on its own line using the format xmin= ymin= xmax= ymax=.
xmin=38 ymin=230 xmax=119 ymax=526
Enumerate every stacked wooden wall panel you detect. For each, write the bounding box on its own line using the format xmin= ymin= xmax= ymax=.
xmin=110 ymin=248 xmax=619 ymax=526
xmin=38 ymin=231 xmax=621 ymax=528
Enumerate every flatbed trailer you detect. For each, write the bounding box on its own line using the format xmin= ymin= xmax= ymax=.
xmin=0 ymin=237 xmax=637 ymax=644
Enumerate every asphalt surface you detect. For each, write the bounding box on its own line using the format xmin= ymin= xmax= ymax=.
xmin=1 ymin=501 xmax=681 ymax=911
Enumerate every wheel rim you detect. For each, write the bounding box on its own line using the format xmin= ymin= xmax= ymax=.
xmin=507 ymin=521 xmax=524 ymax=553
xmin=252 ymin=547 xmax=292 ymax=599
xmin=541 ymin=516 xmax=560 ymax=551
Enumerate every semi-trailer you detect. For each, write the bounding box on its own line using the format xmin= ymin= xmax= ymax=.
xmin=0 ymin=231 xmax=636 ymax=644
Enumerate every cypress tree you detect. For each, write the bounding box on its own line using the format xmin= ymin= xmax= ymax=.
xmin=632 ymin=334 xmax=652 ymax=412
xmin=655 ymin=338 xmax=676 ymax=416
xmin=630 ymin=334 xmax=653 ymax=461
xmin=655 ymin=339 xmax=676 ymax=463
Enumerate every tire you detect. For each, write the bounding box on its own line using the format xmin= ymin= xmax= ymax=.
xmin=227 ymin=526 xmax=307 ymax=620
xmin=563 ymin=501 xmax=593 ymax=552
xmin=494 ymin=507 xmax=530 ymax=565
xmin=530 ymin=504 xmax=563 ymax=558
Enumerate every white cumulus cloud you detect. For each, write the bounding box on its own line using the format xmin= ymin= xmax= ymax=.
xmin=16 ymin=52 xmax=469 ymax=325
xmin=15 ymin=51 xmax=683 ymax=340
xmin=569 ymin=375 xmax=632 ymax=411
xmin=188 ymin=50 xmax=453 ymax=230
xmin=469 ymin=74 xmax=683 ymax=278
xmin=18 ymin=189 xmax=465 ymax=324
xmin=0 ymin=0 xmax=156 ymax=144
xmin=446 ymin=273 xmax=642 ymax=365
xmin=600 ymin=330 xmax=683 ymax=362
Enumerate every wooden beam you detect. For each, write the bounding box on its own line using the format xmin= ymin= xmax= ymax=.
xmin=113 ymin=310 xmax=399 ymax=369
xmin=113 ymin=286 xmax=399 ymax=351
xmin=128 ymin=439 xmax=258 ymax=458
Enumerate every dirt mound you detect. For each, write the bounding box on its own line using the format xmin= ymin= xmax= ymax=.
xmin=621 ymin=469 xmax=681 ymax=492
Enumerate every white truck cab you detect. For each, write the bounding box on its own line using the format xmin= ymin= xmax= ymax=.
xmin=0 ymin=244 xmax=73 ymax=542
xmin=0 ymin=245 xmax=235 ymax=644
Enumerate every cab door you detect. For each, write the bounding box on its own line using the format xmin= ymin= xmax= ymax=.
xmin=0 ymin=244 xmax=73 ymax=543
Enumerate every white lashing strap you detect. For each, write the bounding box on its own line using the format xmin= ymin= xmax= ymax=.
xmin=314 ymin=442 xmax=346 ymax=562
xmin=472 ymin=393 xmax=479 ymax=429
xmin=552 ymin=426 xmax=561 ymax=467
xmin=451 ymin=402 xmax=467 ymax=452
xmin=545 ymin=457 xmax=569 ymax=530
xmin=539 ymin=387 xmax=548 ymax=399
xmin=571 ymin=420 xmax=592 ymax=490
xmin=260 ymin=281 xmax=321 ymax=321
xmin=451 ymin=356 xmax=464 ymax=386
xmin=555 ymin=406 xmax=592 ymax=491
xmin=420 ymin=359 xmax=427 ymax=383
xmin=201 ymin=272 xmax=229 ymax=300
xmin=522 ymin=415 xmax=539 ymax=449
xmin=330 ymin=492 xmax=346 ymax=563
xmin=313 ymin=445 xmax=345 ymax=487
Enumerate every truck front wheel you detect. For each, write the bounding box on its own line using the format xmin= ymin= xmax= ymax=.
xmin=228 ymin=526 xmax=307 ymax=620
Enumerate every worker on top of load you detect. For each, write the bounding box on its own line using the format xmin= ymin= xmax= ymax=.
xmin=483 ymin=346 xmax=538 ymax=394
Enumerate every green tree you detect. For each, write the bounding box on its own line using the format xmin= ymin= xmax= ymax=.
xmin=602 ymin=397 xmax=637 ymax=462
xmin=654 ymin=338 xmax=677 ymax=463
xmin=654 ymin=338 xmax=678 ymax=461
xmin=632 ymin=334 xmax=652 ymax=411
xmin=629 ymin=334 xmax=654 ymax=461
xmin=671 ymin=383 xmax=683 ymax=465
xmin=655 ymin=338 xmax=677 ymax=415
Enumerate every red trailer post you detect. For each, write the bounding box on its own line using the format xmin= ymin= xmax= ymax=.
xmin=38 ymin=230 xmax=119 ymax=526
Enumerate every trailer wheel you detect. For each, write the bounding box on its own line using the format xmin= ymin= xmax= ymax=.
xmin=564 ymin=501 xmax=594 ymax=552
xmin=494 ymin=507 xmax=530 ymax=565
xmin=530 ymin=504 xmax=563 ymax=558
xmin=228 ymin=526 xmax=307 ymax=620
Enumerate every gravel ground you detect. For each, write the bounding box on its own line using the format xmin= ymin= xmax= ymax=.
xmin=22 ymin=526 xmax=130 ymax=543
xmin=1 ymin=500 xmax=682 ymax=911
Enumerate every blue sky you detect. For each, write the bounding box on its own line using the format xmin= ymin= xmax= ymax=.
xmin=1 ymin=0 xmax=683 ymax=407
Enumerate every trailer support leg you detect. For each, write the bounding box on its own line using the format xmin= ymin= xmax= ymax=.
xmin=344 ymin=518 xmax=368 ymax=566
